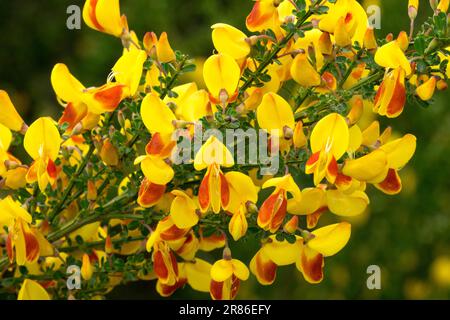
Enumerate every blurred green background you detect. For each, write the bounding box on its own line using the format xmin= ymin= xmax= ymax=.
xmin=0 ymin=0 xmax=449 ymax=299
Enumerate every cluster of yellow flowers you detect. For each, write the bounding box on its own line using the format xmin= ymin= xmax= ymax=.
xmin=0 ymin=0 xmax=448 ymax=300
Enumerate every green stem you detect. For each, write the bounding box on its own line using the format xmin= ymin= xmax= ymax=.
xmin=49 ymin=144 xmax=95 ymax=223
xmin=238 ymin=10 xmax=314 ymax=96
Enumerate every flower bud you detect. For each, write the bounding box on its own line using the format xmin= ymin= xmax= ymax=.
xmin=293 ymin=121 xmax=307 ymax=149
xmin=437 ymin=79 xmax=448 ymax=90
xmin=284 ymin=216 xmax=298 ymax=234
xmin=87 ymin=180 xmax=98 ymax=201
xmin=105 ymin=236 xmax=113 ymax=254
xmin=430 ymin=0 xmax=439 ymax=10
xmin=318 ymin=32 xmax=333 ymax=55
xmin=409 ymin=0 xmax=419 ymax=19
xmin=223 ymin=247 xmax=232 ymax=260
xmin=100 ymin=139 xmax=119 ymax=167
xmin=416 ymin=76 xmax=437 ymax=101
xmin=347 ymin=95 xmax=364 ymax=125
xmin=283 ymin=125 xmax=294 ymax=140
xmin=364 ymin=28 xmax=378 ymax=50
xmin=81 ymin=254 xmax=93 ymax=280
xmin=396 ymin=31 xmax=409 ymax=52
xmin=245 ymin=201 xmax=259 ymax=214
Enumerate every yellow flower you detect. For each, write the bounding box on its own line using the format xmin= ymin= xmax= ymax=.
xmin=319 ymin=0 xmax=368 ymax=45
xmin=170 ymin=190 xmax=199 ymax=229
xmin=291 ymin=53 xmax=322 ymax=87
xmin=210 ymin=251 xmax=249 ymax=300
xmin=257 ymin=93 xmax=295 ymax=138
xmin=296 ymin=222 xmax=351 ymax=283
xmin=83 ymin=0 xmax=128 ymax=38
xmin=135 ymin=93 xmax=177 ymax=185
xmin=51 ymin=63 xmax=126 ymax=127
xmin=212 ymin=23 xmax=251 ymax=60
xmin=229 ymin=204 xmax=248 ymax=241
xmin=203 ymin=54 xmax=241 ymax=105
xmin=305 ymin=113 xmax=349 ymax=185
xmin=194 ymin=136 xmax=234 ymax=213
xmin=257 ymin=174 xmax=301 ymax=233
xmin=24 ymin=117 xmax=61 ymax=191
xmin=18 ymin=279 xmax=50 ymax=300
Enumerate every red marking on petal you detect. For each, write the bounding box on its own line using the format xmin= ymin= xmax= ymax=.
xmin=301 ymin=248 xmax=324 ymax=283
xmin=210 ymin=280 xmax=224 ymax=300
xmin=88 ymin=0 xmax=104 ymax=31
xmin=386 ymin=74 xmax=406 ymax=117
xmin=138 ymin=178 xmax=166 ymax=208
xmin=59 ymin=102 xmax=87 ymax=131
xmin=306 ymin=151 xmax=321 ymax=167
xmin=220 ymin=172 xmax=230 ymax=208
xmin=24 ymin=229 xmax=40 ymax=263
xmin=146 ymin=133 xmax=165 ymax=155
xmin=246 ymin=1 xmax=273 ymax=30
xmin=153 ymin=250 xmax=169 ymax=281
xmin=230 ymin=275 xmax=240 ymax=300
xmin=336 ymin=173 xmax=352 ymax=187
xmin=255 ymin=253 xmax=277 ymax=285
xmin=327 ymin=156 xmax=339 ymax=183
xmin=377 ymin=168 xmax=402 ymax=194
xmin=47 ymin=159 xmax=58 ymax=180
xmin=6 ymin=233 xmax=14 ymax=263
xmin=93 ymin=85 xmax=125 ymax=112
xmin=258 ymin=190 xmax=287 ymax=232
xmin=198 ymin=171 xmax=211 ymax=212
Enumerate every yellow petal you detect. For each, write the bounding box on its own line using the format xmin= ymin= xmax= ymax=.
xmin=211 ymin=23 xmax=250 ymax=60
xmin=257 ymin=93 xmax=295 ymax=135
xmin=203 ymin=54 xmax=240 ymax=100
xmin=375 ymin=41 xmax=412 ymax=75
xmin=228 ymin=206 xmax=248 ymax=241
xmin=112 ymin=49 xmax=147 ymax=97
xmin=348 ymin=125 xmax=362 ymax=153
xmin=326 ymin=190 xmax=370 ymax=216
xmin=18 ymin=279 xmax=50 ymax=300
xmin=24 ymin=117 xmax=61 ymax=161
xmin=342 ymin=149 xmax=389 ymax=182
xmin=81 ymin=253 xmax=93 ymax=280
xmin=310 ymin=113 xmax=349 ymax=159
xmin=210 ymin=259 xmax=233 ymax=282
xmin=141 ymin=156 xmax=174 ymax=185
xmin=291 ymin=53 xmax=321 ymax=87
xmin=50 ymin=64 xmax=85 ymax=103
xmin=287 ymin=187 xmax=327 ymax=215
xmin=232 ymin=259 xmax=250 ymax=281
xmin=185 ymin=259 xmax=212 ymax=292
xmin=380 ymin=134 xmax=416 ymax=169
xmin=0 ymin=90 xmax=26 ymax=132
xmin=416 ymin=76 xmax=437 ymax=101
xmin=263 ymin=237 xmax=301 ymax=266
xmin=361 ymin=121 xmax=380 ymax=146
xmin=308 ymin=222 xmax=351 ymax=257
xmin=141 ymin=93 xmax=176 ymax=134
xmin=225 ymin=171 xmax=258 ymax=213
xmin=194 ymin=136 xmax=234 ymax=170
xmin=0 ymin=123 xmax=12 ymax=151
xmin=170 ymin=190 xmax=199 ymax=229
xmin=157 ymin=32 xmax=176 ymax=63
xmin=95 ymin=0 xmax=124 ymax=37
